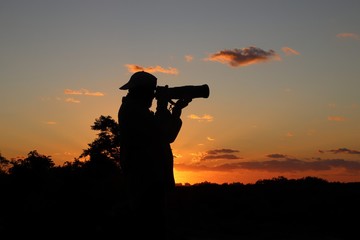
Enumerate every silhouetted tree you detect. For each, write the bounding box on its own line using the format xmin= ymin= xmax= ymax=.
xmin=255 ymin=176 xmax=289 ymax=185
xmin=80 ymin=115 xmax=120 ymax=169
xmin=54 ymin=158 xmax=87 ymax=181
xmin=300 ymin=176 xmax=328 ymax=184
xmin=0 ymin=152 xmax=10 ymax=175
xmin=9 ymin=150 xmax=55 ymax=177
xmin=63 ymin=158 xmax=86 ymax=169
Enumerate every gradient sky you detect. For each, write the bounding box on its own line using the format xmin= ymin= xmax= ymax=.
xmin=1 ymin=0 xmax=360 ymax=184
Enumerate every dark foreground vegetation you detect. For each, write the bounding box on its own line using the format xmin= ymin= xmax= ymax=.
xmin=1 ymin=151 xmax=359 ymax=239
xmin=1 ymin=116 xmax=359 ymax=239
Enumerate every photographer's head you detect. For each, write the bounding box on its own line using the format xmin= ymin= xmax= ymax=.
xmin=120 ymin=71 xmax=157 ymax=108
xmin=120 ymin=71 xmax=157 ymax=90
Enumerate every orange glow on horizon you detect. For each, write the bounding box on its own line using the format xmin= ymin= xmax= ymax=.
xmin=174 ymin=168 xmax=360 ymax=185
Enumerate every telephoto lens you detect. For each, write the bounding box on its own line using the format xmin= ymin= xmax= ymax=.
xmin=156 ymin=84 xmax=210 ymax=100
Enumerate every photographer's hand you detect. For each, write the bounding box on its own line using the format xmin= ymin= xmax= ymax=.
xmin=172 ymin=98 xmax=192 ymax=118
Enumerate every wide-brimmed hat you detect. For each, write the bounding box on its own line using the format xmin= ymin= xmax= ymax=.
xmin=119 ymin=71 xmax=157 ymax=90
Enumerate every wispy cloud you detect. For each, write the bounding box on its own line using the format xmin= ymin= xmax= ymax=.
xmin=64 ymin=89 xmax=104 ymax=96
xmin=188 ymin=114 xmax=213 ymax=122
xmin=319 ymin=148 xmax=360 ymax=155
xmin=207 ymin=137 xmax=215 ymax=141
xmin=286 ymin=132 xmax=294 ymax=137
xmin=175 ymin=157 xmax=360 ymax=173
xmin=44 ymin=121 xmax=57 ymax=125
xmin=207 ymin=149 xmax=239 ymax=154
xmin=336 ymin=32 xmax=360 ymax=40
xmin=328 ymin=116 xmax=347 ymax=122
xmin=204 ymin=46 xmax=281 ymax=67
xmin=281 ymin=47 xmax=300 ymax=56
xmin=125 ymin=64 xmax=179 ymax=75
xmin=65 ymin=98 xmax=80 ymax=103
xmin=64 ymin=152 xmax=77 ymax=156
xmin=202 ymin=154 xmax=240 ymax=161
xmin=185 ymin=55 xmax=194 ymax=62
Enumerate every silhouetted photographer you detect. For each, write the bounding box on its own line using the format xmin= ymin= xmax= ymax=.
xmin=117 ymin=71 xmax=209 ymax=237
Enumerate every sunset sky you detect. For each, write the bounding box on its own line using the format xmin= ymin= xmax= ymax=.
xmin=1 ymin=0 xmax=360 ymax=184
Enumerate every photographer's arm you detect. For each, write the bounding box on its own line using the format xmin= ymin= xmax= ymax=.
xmin=155 ymin=97 xmax=190 ymax=143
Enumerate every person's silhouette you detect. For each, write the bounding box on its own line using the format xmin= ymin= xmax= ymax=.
xmin=117 ymin=71 xmax=190 ymax=237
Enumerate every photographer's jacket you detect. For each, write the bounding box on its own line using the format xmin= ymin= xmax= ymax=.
xmin=118 ymin=94 xmax=182 ymax=192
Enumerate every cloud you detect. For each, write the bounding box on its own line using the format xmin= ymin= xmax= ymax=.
xmin=202 ymin=154 xmax=240 ymax=161
xmin=64 ymin=89 xmax=104 ymax=96
xmin=336 ymin=32 xmax=360 ymax=40
xmin=286 ymin=132 xmax=294 ymax=137
xmin=63 ymin=152 xmax=77 ymax=156
xmin=207 ymin=137 xmax=215 ymax=141
xmin=204 ymin=46 xmax=281 ymax=67
xmin=125 ymin=64 xmax=179 ymax=75
xmin=65 ymin=98 xmax=80 ymax=103
xmin=281 ymin=47 xmax=300 ymax=56
xmin=173 ymin=153 xmax=182 ymax=159
xmin=200 ymin=148 xmax=240 ymax=161
xmin=185 ymin=55 xmax=194 ymax=62
xmin=207 ymin=149 xmax=239 ymax=154
xmin=319 ymin=148 xmax=360 ymax=155
xmin=44 ymin=121 xmax=57 ymax=125
xmin=188 ymin=114 xmax=213 ymax=122
xmin=175 ymin=157 xmax=360 ymax=173
xmin=328 ymin=116 xmax=346 ymax=122
xmin=236 ymin=158 xmax=360 ymax=172
xmin=64 ymin=89 xmax=82 ymax=95
xmin=267 ymin=153 xmax=287 ymax=159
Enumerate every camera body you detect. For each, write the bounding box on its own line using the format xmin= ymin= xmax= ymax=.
xmin=155 ymin=84 xmax=210 ymax=100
